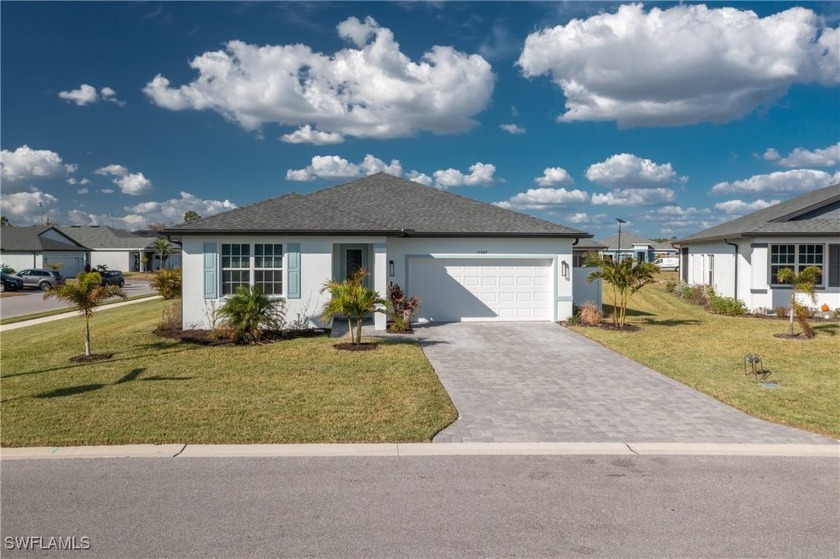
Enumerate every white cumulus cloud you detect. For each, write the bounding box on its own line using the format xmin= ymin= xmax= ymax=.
xmin=591 ymin=188 xmax=675 ymax=206
xmin=280 ymin=125 xmax=344 ymax=145
xmin=94 ymin=164 xmax=129 ymax=176
xmin=711 ymin=169 xmax=840 ymax=194
xmin=499 ymin=123 xmax=526 ymax=135
xmin=1 ymin=145 xmax=76 ymax=184
xmin=433 ymin=162 xmax=496 ymax=189
xmin=286 ymin=154 xmax=402 ymax=182
xmin=714 ymin=199 xmax=780 ymax=215
xmin=518 ymin=4 xmax=838 ymax=127
xmin=0 ymin=190 xmax=58 ymax=218
xmin=93 ymin=164 xmax=152 ymax=195
xmin=68 ymin=192 xmax=237 ymax=230
xmin=764 ymin=142 xmax=840 ymax=168
xmin=535 ymin=167 xmax=574 ymax=187
xmin=585 ymin=154 xmax=676 ymax=188
xmin=58 ymin=84 xmax=124 ymax=106
xmin=406 ymin=170 xmax=433 ymax=186
xmin=496 ymin=187 xmax=589 ymax=210
xmin=143 ymin=16 xmax=494 ymax=139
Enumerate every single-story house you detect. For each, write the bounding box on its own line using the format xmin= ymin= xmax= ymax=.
xmin=58 ymin=226 xmax=181 ymax=272
xmin=166 ymin=173 xmax=593 ymax=330
xmin=677 ymin=183 xmax=840 ymax=312
xmin=0 ymin=226 xmax=87 ymax=276
xmin=599 ymin=232 xmax=677 ymax=263
xmin=572 ymin=237 xmax=607 ymax=268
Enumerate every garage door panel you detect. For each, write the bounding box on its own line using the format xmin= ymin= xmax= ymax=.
xmin=409 ymin=257 xmax=553 ymax=323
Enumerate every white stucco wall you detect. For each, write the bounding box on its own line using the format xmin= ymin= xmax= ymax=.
xmin=2 ymin=252 xmax=42 ymax=271
xmin=685 ymin=236 xmax=840 ymax=312
xmin=89 ymin=250 xmax=132 ymax=272
xmin=181 ymin=235 xmax=576 ymax=329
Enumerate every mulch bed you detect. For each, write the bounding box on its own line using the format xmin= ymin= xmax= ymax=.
xmin=153 ymin=326 xmax=329 ymax=346
xmin=564 ymin=322 xmax=640 ymax=332
xmin=334 ymin=342 xmax=378 ymax=351
xmin=69 ymin=353 xmax=114 ymax=363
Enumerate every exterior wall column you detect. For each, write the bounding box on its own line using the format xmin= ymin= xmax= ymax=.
xmin=373 ymin=242 xmax=387 ymax=330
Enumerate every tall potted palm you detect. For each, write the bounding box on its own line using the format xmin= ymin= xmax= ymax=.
xmin=320 ymin=268 xmax=385 ymax=345
xmin=44 ymin=271 xmax=126 ymax=357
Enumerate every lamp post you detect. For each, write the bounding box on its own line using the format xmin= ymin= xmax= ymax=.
xmin=616 ymin=218 xmax=626 ymax=262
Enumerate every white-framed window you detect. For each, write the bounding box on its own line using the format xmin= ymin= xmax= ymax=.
xmin=770 ymin=244 xmax=824 ymax=286
xmin=254 ymin=243 xmax=283 ymax=295
xmin=221 ymin=243 xmax=251 ymax=296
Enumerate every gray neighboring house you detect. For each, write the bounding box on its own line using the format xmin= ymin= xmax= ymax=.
xmin=0 ymin=226 xmax=87 ymax=276
xmin=59 ymin=226 xmax=181 ymax=272
xmin=166 ymin=173 xmax=593 ymax=330
xmin=599 ymin=232 xmax=677 ymax=263
xmin=677 ymin=183 xmax=840 ymax=312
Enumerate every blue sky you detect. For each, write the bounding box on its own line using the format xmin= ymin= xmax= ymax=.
xmin=2 ymin=1 xmax=838 ymax=240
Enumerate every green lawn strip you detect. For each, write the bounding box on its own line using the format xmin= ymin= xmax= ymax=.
xmin=570 ymin=280 xmax=840 ymax=439
xmin=0 ymin=293 xmax=159 ymax=325
xmin=0 ymin=299 xmax=457 ymax=447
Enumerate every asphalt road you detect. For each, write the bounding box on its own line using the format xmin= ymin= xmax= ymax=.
xmin=0 ymin=280 xmax=155 ymax=319
xmin=2 ymin=455 xmax=838 ymax=558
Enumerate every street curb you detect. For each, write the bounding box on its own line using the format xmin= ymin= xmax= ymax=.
xmin=0 ymin=296 xmax=162 ymax=332
xmin=2 ymin=442 xmax=837 ymax=460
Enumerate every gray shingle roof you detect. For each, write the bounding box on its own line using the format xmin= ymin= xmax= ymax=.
xmin=0 ymin=226 xmax=86 ymax=252
xmin=678 ymin=183 xmax=840 ymax=243
xmin=167 ymin=173 xmax=590 ymax=238
xmin=59 ymin=226 xmax=159 ymax=249
xmin=599 ymin=232 xmax=674 ymax=251
xmin=574 ymin=238 xmax=607 ymax=250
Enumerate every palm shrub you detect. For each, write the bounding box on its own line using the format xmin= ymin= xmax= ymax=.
xmin=216 ymin=286 xmax=286 ymax=344
xmin=151 ymin=238 xmax=174 ymax=270
xmin=386 ymin=282 xmax=420 ymax=332
xmin=320 ymin=268 xmax=385 ymax=345
xmin=150 ymin=267 xmax=182 ymax=300
xmin=584 ymin=254 xmax=657 ymax=327
xmin=777 ymin=266 xmax=820 ymax=337
xmin=44 ymin=271 xmax=126 ymax=356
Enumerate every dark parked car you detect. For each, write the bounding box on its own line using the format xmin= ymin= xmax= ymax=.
xmin=15 ymin=268 xmax=66 ymax=291
xmin=99 ymin=270 xmax=125 ymax=287
xmin=1 ymin=272 xmax=24 ymax=292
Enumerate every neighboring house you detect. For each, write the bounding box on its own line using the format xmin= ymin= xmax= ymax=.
xmin=600 ymin=232 xmax=677 ymax=263
xmin=166 ymin=173 xmax=593 ymax=330
xmin=58 ymin=226 xmax=181 ymax=272
xmin=0 ymin=226 xmax=88 ymax=276
xmin=573 ymin=237 xmax=607 ymax=268
xmin=677 ymin=183 xmax=840 ymax=312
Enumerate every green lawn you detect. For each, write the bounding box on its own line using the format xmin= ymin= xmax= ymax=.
xmin=570 ymin=278 xmax=840 ymax=439
xmin=0 ymin=300 xmax=457 ymax=447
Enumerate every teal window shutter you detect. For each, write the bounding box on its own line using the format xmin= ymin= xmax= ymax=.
xmin=203 ymin=242 xmax=217 ymax=299
xmin=287 ymin=243 xmax=301 ymax=299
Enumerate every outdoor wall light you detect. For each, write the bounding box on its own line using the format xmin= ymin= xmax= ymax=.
xmin=389 ymin=259 xmax=395 ymax=277
xmin=562 ymin=260 xmax=570 ymax=280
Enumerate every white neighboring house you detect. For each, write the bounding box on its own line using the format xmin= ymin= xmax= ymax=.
xmin=599 ymin=232 xmax=677 ymax=263
xmin=676 ymin=183 xmax=840 ymax=312
xmin=0 ymin=226 xmax=87 ymax=276
xmin=165 ymin=173 xmax=594 ymax=330
xmin=58 ymin=226 xmax=181 ymax=272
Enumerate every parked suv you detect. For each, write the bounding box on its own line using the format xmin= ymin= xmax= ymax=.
xmin=99 ymin=270 xmax=126 ymax=287
xmin=1 ymin=272 xmax=24 ymax=292
xmin=15 ymin=268 xmax=66 ymax=291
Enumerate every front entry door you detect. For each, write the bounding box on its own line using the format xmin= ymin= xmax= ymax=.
xmin=340 ymin=245 xmax=370 ymax=286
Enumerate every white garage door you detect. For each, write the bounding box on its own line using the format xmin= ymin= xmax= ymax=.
xmin=408 ymin=257 xmax=553 ymax=323
xmin=45 ymin=257 xmax=82 ymax=278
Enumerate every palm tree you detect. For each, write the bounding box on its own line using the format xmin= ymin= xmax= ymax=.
xmin=151 ymin=238 xmax=174 ymax=271
xmin=44 ymin=272 xmax=126 ymax=356
xmin=584 ymin=253 xmax=658 ymax=327
xmin=320 ymin=268 xmax=385 ymax=345
xmin=216 ymin=286 xmax=285 ymax=344
xmin=777 ymin=266 xmax=820 ymax=337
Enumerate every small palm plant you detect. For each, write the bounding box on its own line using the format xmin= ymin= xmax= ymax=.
xmin=321 ymin=268 xmax=385 ymax=345
xmin=151 ymin=238 xmax=174 ymax=271
xmin=150 ymin=267 xmax=182 ymax=300
xmin=44 ymin=271 xmax=126 ymax=357
xmin=584 ymin=253 xmax=658 ymax=327
xmin=216 ymin=286 xmax=285 ymax=344
xmin=777 ymin=266 xmax=820 ymax=337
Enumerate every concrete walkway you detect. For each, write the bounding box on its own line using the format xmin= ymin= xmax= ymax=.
xmin=0 ymin=296 xmax=161 ymax=332
xmin=416 ymin=322 xmax=835 ymax=445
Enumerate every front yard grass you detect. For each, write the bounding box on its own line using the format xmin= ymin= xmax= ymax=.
xmin=570 ymin=278 xmax=840 ymax=439
xmin=0 ymin=300 xmax=457 ymax=447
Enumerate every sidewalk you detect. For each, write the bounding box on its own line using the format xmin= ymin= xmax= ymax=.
xmin=0 ymin=296 xmax=162 ymax=332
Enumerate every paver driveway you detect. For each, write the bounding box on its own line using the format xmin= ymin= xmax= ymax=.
xmin=416 ymin=322 xmax=835 ymax=444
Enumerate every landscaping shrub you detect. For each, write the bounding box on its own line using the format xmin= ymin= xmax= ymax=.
xmin=1 ymin=263 xmax=15 ymax=274
xmin=664 ymin=277 xmax=678 ymax=293
xmin=688 ymin=285 xmax=708 ymax=306
xmin=708 ymin=295 xmax=747 ymax=316
xmin=320 ymin=268 xmax=384 ymax=345
xmin=387 ymin=282 xmax=420 ymax=332
xmin=577 ymin=301 xmax=602 ymax=325
xmin=775 ymin=306 xmax=789 ymax=319
xmin=217 ymin=286 xmax=286 ymax=344
xmin=150 ymin=267 xmax=182 ymax=300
